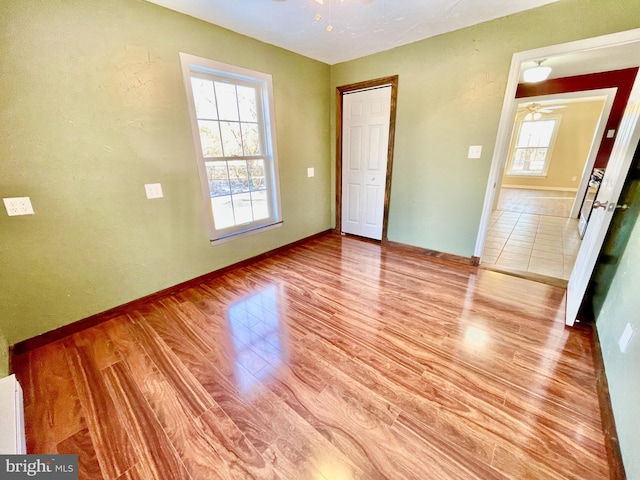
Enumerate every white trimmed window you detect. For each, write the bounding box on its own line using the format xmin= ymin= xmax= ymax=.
xmin=507 ymin=117 xmax=560 ymax=176
xmin=180 ymin=53 xmax=282 ymax=243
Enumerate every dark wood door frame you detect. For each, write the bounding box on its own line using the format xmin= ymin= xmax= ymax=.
xmin=335 ymin=75 xmax=399 ymax=243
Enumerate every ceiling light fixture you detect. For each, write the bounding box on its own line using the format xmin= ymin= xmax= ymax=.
xmin=274 ymin=0 xmax=372 ymax=32
xmin=523 ymin=60 xmax=552 ymax=83
xmin=524 ymin=103 xmax=543 ymax=121
xmin=524 ymin=112 xmax=542 ymax=121
xmin=312 ymin=0 xmax=373 ymax=32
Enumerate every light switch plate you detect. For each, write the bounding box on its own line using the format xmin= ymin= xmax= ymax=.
xmin=307 ymin=167 xmax=315 ymax=178
xmin=3 ymin=197 xmax=35 ymax=216
xmin=468 ymin=145 xmax=482 ymax=159
xmin=619 ymin=323 xmax=634 ymax=353
xmin=607 ymin=129 xmax=616 ymax=138
xmin=145 ymin=183 xmax=163 ymax=199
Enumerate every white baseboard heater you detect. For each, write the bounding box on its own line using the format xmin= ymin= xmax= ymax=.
xmin=0 ymin=374 xmax=26 ymax=454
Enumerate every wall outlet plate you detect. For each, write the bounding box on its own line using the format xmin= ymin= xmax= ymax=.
xmin=307 ymin=167 xmax=315 ymax=178
xmin=144 ymin=183 xmax=163 ymax=199
xmin=3 ymin=197 xmax=35 ymax=216
xmin=468 ymin=145 xmax=482 ymax=159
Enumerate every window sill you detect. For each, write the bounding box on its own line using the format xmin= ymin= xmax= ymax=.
xmin=210 ymin=221 xmax=283 ymax=246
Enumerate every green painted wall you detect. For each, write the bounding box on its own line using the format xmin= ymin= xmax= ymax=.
xmin=0 ymin=330 xmax=8 ymax=378
xmin=0 ymin=0 xmax=331 ymax=345
xmin=330 ymin=0 xmax=640 ymax=257
xmin=595 ymin=211 xmax=640 ymax=479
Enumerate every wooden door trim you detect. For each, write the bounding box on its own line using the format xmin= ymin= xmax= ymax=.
xmin=335 ymin=75 xmax=398 ymax=242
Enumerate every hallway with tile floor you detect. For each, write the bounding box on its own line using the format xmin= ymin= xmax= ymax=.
xmin=480 ymin=189 xmax=582 ymax=282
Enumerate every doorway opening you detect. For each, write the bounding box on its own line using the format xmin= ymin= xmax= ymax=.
xmin=474 ymin=28 xmax=640 ymax=326
xmin=481 ymin=91 xmax=615 ymax=285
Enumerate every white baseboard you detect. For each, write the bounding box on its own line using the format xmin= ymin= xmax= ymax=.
xmin=501 ymin=185 xmax=579 ymax=192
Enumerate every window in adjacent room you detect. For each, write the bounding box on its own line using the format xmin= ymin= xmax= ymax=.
xmin=180 ymin=53 xmax=282 ymax=243
xmin=507 ymin=117 xmax=560 ymax=176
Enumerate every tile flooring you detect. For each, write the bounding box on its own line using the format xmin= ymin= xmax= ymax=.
xmin=481 ymin=210 xmax=581 ymax=280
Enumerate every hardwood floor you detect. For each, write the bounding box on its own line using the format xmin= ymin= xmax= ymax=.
xmin=12 ymin=234 xmax=609 ymax=479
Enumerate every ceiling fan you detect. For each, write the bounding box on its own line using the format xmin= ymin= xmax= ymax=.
xmin=519 ymin=102 xmax=566 ymax=120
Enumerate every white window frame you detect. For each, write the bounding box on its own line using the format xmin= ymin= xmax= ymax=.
xmin=506 ymin=114 xmax=562 ymax=177
xmin=180 ymin=53 xmax=282 ymax=244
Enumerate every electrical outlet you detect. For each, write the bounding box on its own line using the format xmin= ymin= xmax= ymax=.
xmin=3 ymin=197 xmax=35 ymax=216
xmin=144 ymin=183 xmax=163 ymax=199
xmin=571 ymin=176 xmax=577 ymax=182
xmin=307 ymin=167 xmax=315 ymax=178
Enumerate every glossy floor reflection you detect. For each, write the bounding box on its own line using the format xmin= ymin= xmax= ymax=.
xmin=228 ymin=285 xmax=285 ymax=392
xmin=13 ymin=234 xmax=609 ymax=479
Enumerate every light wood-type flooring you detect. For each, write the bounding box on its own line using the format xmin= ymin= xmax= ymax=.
xmin=13 ymin=234 xmax=609 ymax=479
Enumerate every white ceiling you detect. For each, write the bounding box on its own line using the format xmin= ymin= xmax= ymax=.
xmin=145 ymin=0 xmax=560 ymax=65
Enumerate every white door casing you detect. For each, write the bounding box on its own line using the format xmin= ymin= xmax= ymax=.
xmin=566 ymin=88 xmax=640 ymax=325
xmin=341 ymin=86 xmax=392 ymax=240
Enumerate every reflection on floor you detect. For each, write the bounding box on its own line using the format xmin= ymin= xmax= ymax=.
xmin=482 ymin=188 xmax=581 ymax=283
xmin=227 ymin=285 xmax=284 ymax=393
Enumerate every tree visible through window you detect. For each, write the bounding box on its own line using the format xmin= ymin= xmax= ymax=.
xmin=180 ymin=54 xmax=282 ymax=242
xmin=508 ymin=119 xmax=558 ymax=176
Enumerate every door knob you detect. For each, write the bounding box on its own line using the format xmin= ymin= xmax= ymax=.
xmin=593 ymin=200 xmax=608 ymax=209
xmin=616 ymin=203 xmax=629 ymax=211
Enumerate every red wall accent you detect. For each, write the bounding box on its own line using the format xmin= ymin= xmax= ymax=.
xmin=516 ymin=67 xmax=638 ymax=168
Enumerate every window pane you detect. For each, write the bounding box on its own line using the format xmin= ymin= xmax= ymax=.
xmin=198 ymin=120 xmax=222 ymax=157
xmin=241 ymin=123 xmax=261 ymax=155
xmin=220 ymin=121 xmax=243 ymax=156
xmin=206 ymin=163 xmax=230 ymax=197
xmin=237 ymin=85 xmax=258 ymax=122
xmin=513 ymin=147 xmax=548 ymax=174
xmin=511 ymin=152 xmax=525 ymax=172
xmin=215 ymin=82 xmax=239 ymax=121
xmin=248 ymin=160 xmax=266 ymax=191
xmin=529 ymin=148 xmax=548 ymax=172
xmin=190 ymin=78 xmax=217 ymax=120
xmin=251 ymin=189 xmax=269 ymax=221
xmin=228 ymin=160 xmax=250 ymax=194
xmin=211 ymin=195 xmax=235 ymax=230
xmin=182 ymin=55 xmax=281 ymax=240
xmin=517 ymin=120 xmax=555 ymax=148
xmin=232 ymin=192 xmax=254 ymax=224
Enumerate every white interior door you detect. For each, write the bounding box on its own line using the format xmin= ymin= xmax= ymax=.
xmin=566 ymin=85 xmax=640 ymax=325
xmin=341 ymin=86 xmax=391 ymax=240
